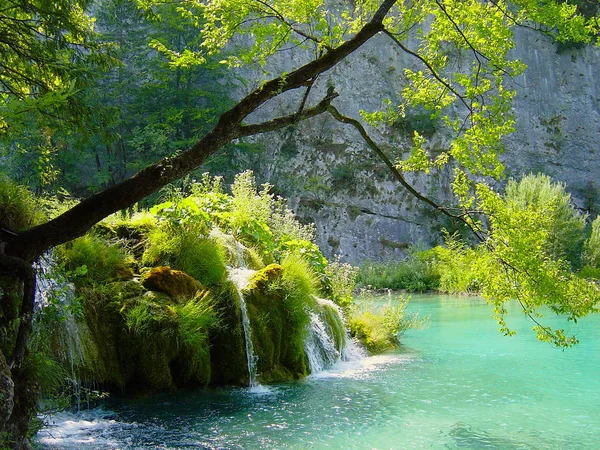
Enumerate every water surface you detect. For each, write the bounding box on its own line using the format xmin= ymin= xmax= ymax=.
xmin=37 ymin=295 xmax=600 ymax=449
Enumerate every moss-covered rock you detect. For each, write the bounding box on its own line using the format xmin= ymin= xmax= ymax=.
xmin=77 ymin=277 xmax=216 ymax=393
xmin=318 ymin=300 xmax=347 ymax=355
xmin=242 ymin=264 xmax=310 ymax=383
xmin=208 ymin=281 xmax=248 ymax=386
xmin=140 ymin=267 xmax=204 ymax=302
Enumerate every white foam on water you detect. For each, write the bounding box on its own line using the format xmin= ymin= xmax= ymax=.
xmin=248 ymin=385 xmax=275 ymax=395
xmin=227 ymin=267 xmax=256 ymax=291
xmin=308 ymin=353 xmax=414 ymax=380
xmin=36 ymin=409 xmax=128 ymax=449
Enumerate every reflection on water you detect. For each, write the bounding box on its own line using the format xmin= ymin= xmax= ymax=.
xmin=37 ymin=294 xmax=600 ymax=449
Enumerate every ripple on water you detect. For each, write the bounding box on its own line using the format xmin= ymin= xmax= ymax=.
xmin=308 ymin=352 xmax=415 ymax=380
xmin=36 ymin=295 xmax=600 ymax=449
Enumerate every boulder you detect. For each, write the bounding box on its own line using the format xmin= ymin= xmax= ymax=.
xmin=141 ymin=267 xmax=204 ymax=301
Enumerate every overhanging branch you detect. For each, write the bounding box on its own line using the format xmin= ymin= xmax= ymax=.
xmin=326 ymin=104 xmax=486 ymax=241
xmin=5 ymin=0 xmax=398 ymax=262
xmin=238 ymin=90 xmax=338 ymax=137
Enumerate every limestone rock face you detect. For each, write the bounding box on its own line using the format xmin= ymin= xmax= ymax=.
xmin=241 ymin=28 xmax=600 ymax=262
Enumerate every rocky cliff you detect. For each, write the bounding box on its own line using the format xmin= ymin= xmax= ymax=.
xmin=241 ymin=28 xmax=600 ymax=263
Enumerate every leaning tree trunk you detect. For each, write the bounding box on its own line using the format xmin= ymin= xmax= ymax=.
xmin=0 ymin=2 xmax=397 ymax=447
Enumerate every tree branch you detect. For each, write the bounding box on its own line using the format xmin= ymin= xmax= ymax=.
xmin=326 ymin=104 xmax=486 ymax=241
xmin=252 ymin=0 xmax=332 ymax=50
xmin=5 ymin=0 xmax=398 ymax=262
xmin=238 ymin=90 xmax=338 ymax=137
xmin=382 ymin=29 xmax=472 ymax=113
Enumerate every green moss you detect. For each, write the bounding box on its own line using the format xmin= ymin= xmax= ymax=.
xmin=172 ymin=293 xmax=215 ymax=386
xmin=79 ymin=285 xmax=131 ymax=387
xmin=208 ymin=281 xmax=248 ymax=386
xmin=242 ymin=263 xmax=316 ymax=383
xmin=320 ymin=302 xmax=347 ymax=353
xmin=76 ymin=279 xmax=215 ymax=392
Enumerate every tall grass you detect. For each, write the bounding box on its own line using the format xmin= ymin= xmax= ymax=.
xmin=0 ymin=175 xmax=44 ymax=231
xmin=175 ymin=291 xmax=218 ymax=377
xmin=55 ymin=234 xmax=133 ymax=284
xmin=277 ymin=253 xmax=320 ymax=350
xmin=142 ymin=228 xmax=227 ymax=286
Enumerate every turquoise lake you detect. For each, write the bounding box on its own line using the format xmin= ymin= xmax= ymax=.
xmin=37 ymin=294 xmax=600 ymax=449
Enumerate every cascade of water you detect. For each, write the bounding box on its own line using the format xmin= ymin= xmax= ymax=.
xmin=304 ymin=297 xmax=367 ymax=374
xmin=304 ymin=312 xmax=340 ymax=373
xmin=34 ymin=255 xmax=87 ymax=409
xmin=228 ymin=268 xmax=260 ymax=388
xmin=210 ymin=228 xmax=248 ymax=268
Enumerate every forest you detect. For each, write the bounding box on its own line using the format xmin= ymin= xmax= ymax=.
xmin=1 ymin=0 xmax=600 ymax=448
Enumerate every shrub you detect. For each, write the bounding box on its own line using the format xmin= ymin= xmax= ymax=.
xmin=226 ymin=171 xmax=275 ymax=253
xmin=348 ymin=296 xmax=426 ymax=353
xmin=433 ymin=239 xmax=481 ymax=294
xmin=582 ymin=216 xmax=600 ymax=268
xmin=269 ymin=197 xmax=316 ymax=243
xmin=504 ymin=173 xmax=586 ymax=268
xmin=324 ymin=257 xmax=359 ymax=307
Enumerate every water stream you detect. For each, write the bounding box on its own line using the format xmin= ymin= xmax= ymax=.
xmin=228 ymin=268 xmax=260 ymax=389
xmin=37 ymin=294 xmax=600 ymax=449
xmin=304 ymin=311 xmax=340 ymax=373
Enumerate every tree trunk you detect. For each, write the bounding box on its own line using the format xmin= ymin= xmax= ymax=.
xmin=0 ymin=2 xmax=397 ymax=447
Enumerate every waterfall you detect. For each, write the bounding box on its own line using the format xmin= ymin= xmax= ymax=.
xmin=210 ymin=228 xmax=248 ymax=268
xmin=304 ymin=297 xmax=366 ymax=374
xmin=34 ymin=255 xmax=86 ymax=409
xmin=228 ymin=268 xmax=260 ymax=388
xmin=304 ymin=312 xmax=340 ymax=373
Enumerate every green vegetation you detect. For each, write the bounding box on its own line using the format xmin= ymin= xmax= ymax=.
xmin=143 ymin=230 xmax=227 ymax=286
xmin=348 ymin=296 xmax=426 ymax=353
xmin=358 ymin=248 xmax=440 ymax=292
xmin=581 ymin=216 xmax=600 ymax=278
xmin=0 ymin=176 xmax=45 ymax=231
xmin=31 ymin=172 xmax=404 ymax=399
xmin=433 ymin=239 xmax=481 ymax=294
xmin=362 ymin=174 xmax=599 ymax=347
xmin=243 ymin=263 xmax=312 ymax=382
xmin=504 ymin=174 xmax=586 ymax=268
xmin=2 ymin=0 xmax=600 ymax=445
xmin=324 ymin=257 xmax=360 ymax=307
xmin=55 ymin=234 xmax=134 ymax=284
